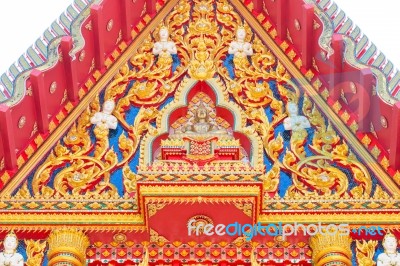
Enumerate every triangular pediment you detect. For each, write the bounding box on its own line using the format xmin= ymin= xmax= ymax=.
xmin=2 ymin=0 xmax=397 ymax=217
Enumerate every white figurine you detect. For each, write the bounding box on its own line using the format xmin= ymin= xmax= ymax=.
xmin=228 ymin=26 xmax=253 ymax=58
xmin=377 ymin=233 xmax=400 ymax=266
xmin=283 ymin=102 xmax=311 ymax=131
xmin=0 ymin=231 xmax=24 ymax=266
xmin=152 ymin=26 xmax=177 ymax=57
xmin=90 ymin=100 xmax=118 ymax=130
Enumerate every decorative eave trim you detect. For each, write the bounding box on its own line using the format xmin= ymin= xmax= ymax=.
xmin=2 ymin=0 xmax=101 ymax=106
xmin=307 ymin=0 xmax=399 ymax=105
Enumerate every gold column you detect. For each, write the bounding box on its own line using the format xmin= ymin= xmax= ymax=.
xmin=47 ymin=228 xmax=90 ymax=266
xmin=309 ymin=232 xmax=352 ymax=266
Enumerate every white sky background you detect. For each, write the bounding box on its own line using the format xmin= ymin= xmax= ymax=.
xmin=0 ymin=0 xmax=399 ymax=74
xmin=0 ymin=0 xmax=73 ymax=74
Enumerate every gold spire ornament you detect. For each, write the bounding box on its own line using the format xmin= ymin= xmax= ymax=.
xmin=310 ymin=231 xmax=352 ymax=266
xmin=47 ymin=228 xmax=90 ymax=266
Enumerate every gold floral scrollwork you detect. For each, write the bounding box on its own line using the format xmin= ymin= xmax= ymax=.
xmin=31 ymin=96 xmax=119 ymax=198
xmin=281 ymin=96 xmax=372 ymax=199
xmin=30 ymin=84 xmax=158 ymax=198
xmin=261 ymin=162 xmax=280 ymax=193
xmin=25 ymin=239 xmax=47 ymax=266
xmin=188 ymin=37 xmax=216 ymax=80
xmin=123 ymin=164 xmax=138 ymax=194
xmin=148 ymin=202 xmax=168 ymax=217
xmin=149 ymin=228 xmax=169 ymax=244
xmin=103 ymin=4 xmax=189 ymax=106
xmin=356 ymin=240 xmax=378 ymax=266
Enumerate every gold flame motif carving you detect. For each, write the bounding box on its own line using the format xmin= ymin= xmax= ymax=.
xmin=356 ymin=240 xmax=378 ymax=266
xmin=25 ymin=239 xmax=47 ymax=266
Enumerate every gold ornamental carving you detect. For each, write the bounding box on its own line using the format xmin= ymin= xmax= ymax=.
xmin=310 ymin=232 xmax=352 ymax=266
xmin=20 ymin=0 xmax=375 ymax=203
xmin=139 ymin=246 xmax=149 ymax=266
xmin=149 ymin=228 xmax=169 ymax=244
xmin=148 ymin=202 xmax=167 ymax=217
xmin=356 ymin=240 xmax=377 ymax=266
xmin=4 ymin=0 xmax=387 ymax=231
xmin=47 ymin=228 xmax=90 ymax=266
xmin=25 ymin=239 xmax=47 ymax=266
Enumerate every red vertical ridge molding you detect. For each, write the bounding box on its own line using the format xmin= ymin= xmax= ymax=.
xmin=121 ymin=0 xmax=133 ymax=42
xmin=0 ymin=104 xmax=17 ymax=171
xmin=91 ymin=4 xmax=106 ymax=71
xmin=30 ymin=69 xmax=49 ymax=133
xmin=357 ymin=68 xmax=373 ymax=132
xmin=146 ymin=0 xmax=157 ymax=15
xmin=277 ymin=0 xmax=288 ymax=39
xmin=390 ymin=101 xmax=400 ymax=170
xmin=61 ymin=36 xmax=79 ymax=102
xmin=301 ymin=4 xmax=314 ymax=69
xmin=329 ymin=34 xmax=344 ymax=102
xmin=253 ymin=0 xmax=263 ymax=13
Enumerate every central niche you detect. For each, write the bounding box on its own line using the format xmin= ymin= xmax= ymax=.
xmin=159 ymin=91 xmax=244 ymax=165
xmin=138 ymin=78 xmax=264 ymax=175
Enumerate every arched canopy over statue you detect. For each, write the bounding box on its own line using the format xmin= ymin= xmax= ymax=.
xmin=171 ymin=100 xmax=231 ymax=138
xmin=146 ymin=82 xmax=255 ymax=166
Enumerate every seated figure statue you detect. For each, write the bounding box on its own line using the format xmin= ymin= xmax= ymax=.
xmin=173 ymin=101 xmax=231 ymax=139
xmin=377 ymin=233 xmax=400 ymax=266
xmin=152 ymin=26 xmax=177 ymax=66
xmin=158 ymin=93 xmax=247 ymax=163
xmin=0 ymin=231 xmax=24 ymax=266
xmin=90 ymin=100 xmax=118 ymax=130
xmin=228 ymin=26 xmax=253 ymax=67
xmin=283 ymin=102 xmax=311 ymax=131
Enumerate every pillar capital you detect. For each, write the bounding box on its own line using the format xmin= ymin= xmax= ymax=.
xmin=310 ymin=232 xmax=352 ymax=266
xmin=47 ymin=228 xmax=90 ymax=266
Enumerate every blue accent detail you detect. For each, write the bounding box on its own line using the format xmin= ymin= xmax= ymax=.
xmin=223 ymin=54 xmax=235 ymax=79
xmin=111 ymin=168 xmax=124 ymax=196
xmin=17 ymin=241 xmax=27 ymax=262
xmin=125 ymin=105 xmax=141 ymax=125
xmin=269 ymin=80 xmax=282 ymax=101
xmin=351 ymin=241 xmax=357 ymax=266
xmin=129 ymin=145 xmax=141 ymax=174
xmin=109 ymin=126 xmax=124 ymax=162
xmin=42 ymin=255 xmax=49 ymax=266
xmin=373 ymin=244 xmax=384 ymax=263
xmin=172 ymin=54 xmax=181 ymax=73
xmin=263 ymin=151 xmax=273 ymax=170
xmin=278 ymin=171 xmax=292 ymax=197
xmin=159 ymin=96 xmax=174 ymax=110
